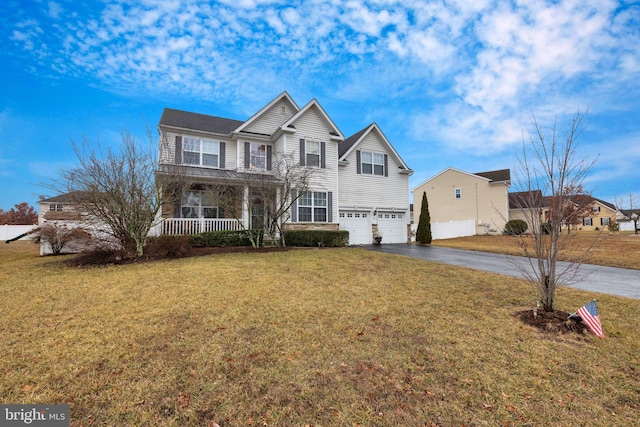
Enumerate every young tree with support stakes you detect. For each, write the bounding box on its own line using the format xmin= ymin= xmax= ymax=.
xmin=415 ymin=191 xmax=432 ymax=245
xmin=510 ymin=109 xmax=600 ymax=312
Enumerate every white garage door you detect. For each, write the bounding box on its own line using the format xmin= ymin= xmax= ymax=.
xmin=339 ymin=211 xmax=372 ymax=245
xmin=377 ymin=212 xmax=407 ymax=243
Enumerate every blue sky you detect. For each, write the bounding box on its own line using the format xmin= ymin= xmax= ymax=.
xmin=2 ymin=0 xmax=639 ymax=211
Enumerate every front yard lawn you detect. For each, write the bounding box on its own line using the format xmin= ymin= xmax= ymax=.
xmin=433 ymin=232 xmax=640 ymax=270
xmin=1 ymin=242 xmax=639 ymax=425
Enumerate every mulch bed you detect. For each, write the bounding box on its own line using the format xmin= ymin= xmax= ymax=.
xmin=66 ymin=245 xmax=299 ymax=267
xmin=514 ymin=309 xmax=590 ymax=336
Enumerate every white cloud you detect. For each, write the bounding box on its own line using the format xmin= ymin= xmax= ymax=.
xmin=47 ymin=1 xmax=62 ymax=19
xmin=6 ymin=0 xmax=640 ymax=161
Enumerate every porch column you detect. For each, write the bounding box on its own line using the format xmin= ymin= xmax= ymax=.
xmin=242 ymin=185 xmax=250 ymax=229
xmin=275 ymin=187 xmax=282 ymax=238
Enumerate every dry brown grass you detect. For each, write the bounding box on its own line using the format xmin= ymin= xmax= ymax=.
xmin=1 ymin=241 xmax=639 ymax=426
xmin=432 ymin=232 xmax=640 ymax=270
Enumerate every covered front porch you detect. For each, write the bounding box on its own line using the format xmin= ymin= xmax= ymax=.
xmin=151 ymin=180 xmax=282 ymax=237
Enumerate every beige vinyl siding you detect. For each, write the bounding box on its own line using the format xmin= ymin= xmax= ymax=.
xmin=413 ymin=169 xmax=509 ymax=233
xmin=243 ymin=99 xmax=296 ymax=135
xmin=338 ymin=132 xmax=409 ymax=212
xmin=158 ymin=129 xmax=236 ymax=170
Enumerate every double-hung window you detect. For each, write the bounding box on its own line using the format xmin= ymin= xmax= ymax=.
xmin=249 ymin=143 xmax=267 ymax=170
xmin=455 ymin=188 xmax=462 ymax=199
xmin=298 ymin=191 xmax=327 ymax=222
xmin=49 ymin=204 xmax=64 ymax=212
xmin=183 ymin=137 xmax=219 ymax=167
xmin=583 ymin=217 xmax=593 ymax=226
xmin=361 ymin=151 xmax=385 ymax=176
xmin=306 ymin=140 xmax=321 ymax=167
xmin=181 ymin=190 xmax=219 ymax=218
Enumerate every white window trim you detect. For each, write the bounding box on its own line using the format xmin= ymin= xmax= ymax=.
xmin=249 ymin=142 xmax=267 ymax=171
xmin=306 ymin=140 xmax=321 ymax=168
xmin=298 ymin=191 xmax=328 ymax=222
xmin=360 ymin=150 xmax=385 ymax=176
xmin=183 ymin=137 xmax=220 ymax=168
xmin=181 ymin=190 xmax=219 ymax=218
xmin=455 ymin=188 xmax=462 ymax=199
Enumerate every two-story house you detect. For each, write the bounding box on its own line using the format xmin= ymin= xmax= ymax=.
xmin=412 ymin=167 xmax=511 ymax=239
xmin=155 ymin=91 xmax=413 ymax=245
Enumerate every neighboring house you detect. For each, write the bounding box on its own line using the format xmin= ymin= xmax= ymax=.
xmin=569 ymin=196 xmax=617 ymax=231
xmin=509 ymin=190 xmax=545 ymax=232
xmin=617 ymin=208 xmax=640 ymax=232
xmin=412 ymin=168 xmax=511 ymax=240
xmin=155 ymin=91 xmax=412 ymax=245
xmin=509 ymin=192 xmax=618 ymax=233
xmin=38 ymin=192 xmax=96 ymax=255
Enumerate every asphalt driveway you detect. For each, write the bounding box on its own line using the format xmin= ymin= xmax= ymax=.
xmin=363 ymin=244 xmax=640 ymax=300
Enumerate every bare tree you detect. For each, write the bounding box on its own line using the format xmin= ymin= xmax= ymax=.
xmin=49 ymin=130 xmax=187 ymax=257
xmin=208 ymin=152 xmax=317 ymax=248
xmin=39 ymin=223 xmax=91 ymax=255
xmin=510 ymin=109 xmax=599 ymax=312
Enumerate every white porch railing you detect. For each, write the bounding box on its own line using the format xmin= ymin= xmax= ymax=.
xmin=158 ymin=218 xmax=243 ymax=236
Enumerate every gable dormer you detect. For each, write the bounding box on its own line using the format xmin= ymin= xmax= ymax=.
xmin=233 ymin=91 xmax=299 ymax=138
xmin=279 ymin=99 xmax=344 ymax=143
xmin=338 ymin=123 xmax=412 ymax=176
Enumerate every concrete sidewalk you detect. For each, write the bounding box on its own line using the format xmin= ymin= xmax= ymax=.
xmin=363 ymin=244 xmax=640 ymax=300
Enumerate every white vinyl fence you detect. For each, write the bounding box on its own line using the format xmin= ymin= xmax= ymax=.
xmin=411 ymin=219 xmax=476 ymax=241
xmin=0 ymin=225 xmax=38 ymax=241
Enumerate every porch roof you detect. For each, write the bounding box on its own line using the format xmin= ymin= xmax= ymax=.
xmin=156 ymin=164 xmax=283 ymax=185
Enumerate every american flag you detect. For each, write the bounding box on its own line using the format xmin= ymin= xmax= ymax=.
xmin=577 ymin=300 xmax=605 ymax=338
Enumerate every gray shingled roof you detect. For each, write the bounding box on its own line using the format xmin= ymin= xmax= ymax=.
xmin=159 ymin=108 xmax=244 ymax=135
xmin=338 ymin=126 xmax=369 ymax=158
xmin=509 ymin=190 xmax=545 ymax=209
xmin=39 ymin=191 xmax=86 ymax=203
xmin=156 ymin=164 xmax=282 ymax=184
xmin=475 ymin=169 xmax=511 ymax=182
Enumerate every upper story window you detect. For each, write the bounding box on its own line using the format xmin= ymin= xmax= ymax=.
xmin=183 ymin=137 xmax=219 ymax=167
xmin=306 ymin=140 xmax=321 ymax=167
xmin=249 ymin=143 xmax=267 ymax=170
xmin=244 ymin=142 xmax=271 ymax=171
xmin=49 ymin=204 xmax=64 ymax=212
xmin=361 ymin=151 xmax=385 ymax=176
xmin=592 ymin=206 xmax=601 ymax=213
xmin=356 ymin=150 xmax=387 ymax=176
xmin=583 ymin=217 xmax=593 ymax=226
xmin=299 ymin=138 xmax=325 ymax=168
xmin=455 ymin=188 xmax=462 ymax=199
